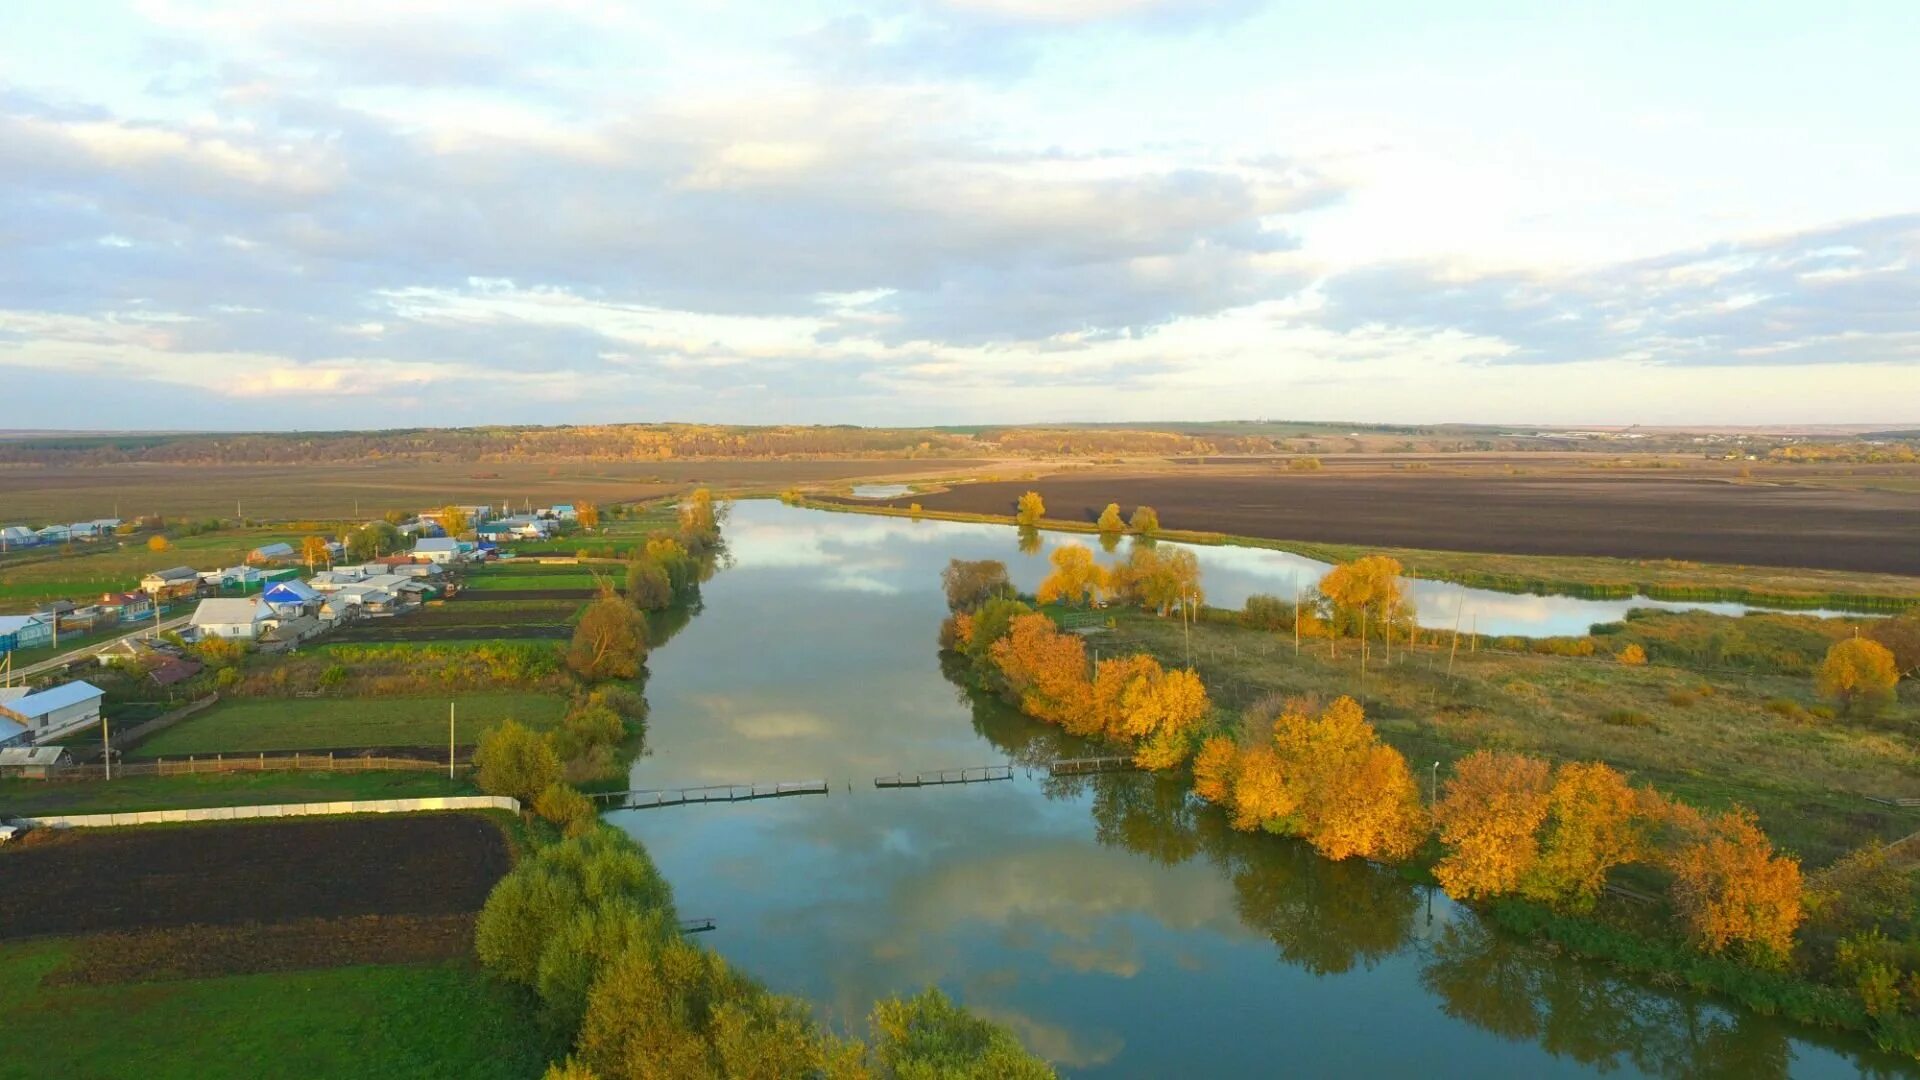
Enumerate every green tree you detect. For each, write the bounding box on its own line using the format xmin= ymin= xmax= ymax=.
xmin=625 ymin=557 xmax=673 ymax=611
xmin=870 ymin=987 xmax=1055 ymax=1079
xmin=475 ymin=719 xmax=562 ymax=805
xmin=941 ymin=558 xmax=1012 ymax=612
xmin=1016 ymin=490 xmax=1045 ymax=527
xmin=568 ymin=592 xmax=648 ymax=681
xmin=534 ymin=782 xmax=599 ymax=838
xmin=1816 ymin=637 xmax=1899 ymax=715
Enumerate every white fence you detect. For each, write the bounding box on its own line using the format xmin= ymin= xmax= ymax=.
xmin=17 ymin=794 xmax=519 ymax=829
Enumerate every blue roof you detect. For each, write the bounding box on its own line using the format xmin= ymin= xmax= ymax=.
xmin=4 ymin=681 xmax=104 ymax=719
xmin=262 ymin=580 xmax=321 ymax=604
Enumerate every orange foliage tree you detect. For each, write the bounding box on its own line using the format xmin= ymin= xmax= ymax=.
xmin=989 ymin=613 xmax=1094 ymax=730
xmin=1264 ymin=697 xmax=1426 ymax=862
xmin=1816 ymin=637 xmax=1899 ymax=715
xmin=1036 ymin=544 xmax=1109 ymax=607
xmin=576 ymin=502 xmax=601 ymax=531
xmin=1667 ymin=805 xmax=1805 ymax=965
xmin=1191 ymin=736 xmax=1238 ymax=804
xmin=1433 ymin=751 xmax=1553 ymax=901
xmin=1522 ymin=761 xmax=1648 ymax=910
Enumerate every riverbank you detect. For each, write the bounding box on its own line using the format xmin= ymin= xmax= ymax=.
xmin=802 ymin=496 xmax=1920 ymax=612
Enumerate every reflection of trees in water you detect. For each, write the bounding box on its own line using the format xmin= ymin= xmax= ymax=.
xmin=949 ymin=653 xmax=1096 ymax=779
xmin=1224 ymin=840 xmax=1418 ymax=976
xmin=1089 ymin=773 xmax=1201 ymax=868
xmin=1421 ymin=919 xmax=1805 ymax=1079
xmin=1016 ymin=526 xmax=1043 ymax=556
xmin=646 ymin=603 xmax=695 ymax=649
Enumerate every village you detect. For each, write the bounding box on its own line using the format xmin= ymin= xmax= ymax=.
xmin=0 ymin=503 xmax=583 ymax=771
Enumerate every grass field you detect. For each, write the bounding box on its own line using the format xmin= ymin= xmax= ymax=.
xmin=0 ymin=529 xmax=313 ymax=608
xmin=128 ymin=693 xmax=567 ymax=758
xmin=0 ymin=944 xmax=554 ymax=1080
xmin=0 ymin=770 xmax=479 ymax=817
xmin=1101 ymin=610 xmax=1920 ymax=867
xmin=462 ymin=572 xmax=604 ymax=592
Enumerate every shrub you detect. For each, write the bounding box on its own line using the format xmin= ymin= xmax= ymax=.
xmin=533 ymin=783 xmax=598 ymax=839
xmin=1601 ymin=708 xmax=1654 ymax=728
xmin=1763 ymin=697 xmax=1807 ymax=720
xmin=475 ymin=719 xmax=563 ymax=804
xmin=1666 ymin=688 xmax=1698 ymax=707
xmin=1618 ymin=643 xmax=1648 ymax=666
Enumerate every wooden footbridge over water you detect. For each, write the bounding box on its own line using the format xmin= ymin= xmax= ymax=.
xmin=874 ymin=764 xmax=1013 ymax=788
xmin=590 ymin=780 xmax=830 ymax=810
xmin=1047 ymin=755 xmax=1140 ymax=776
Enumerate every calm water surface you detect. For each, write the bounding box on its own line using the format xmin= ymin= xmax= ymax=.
xmin=613 ymin=502 xmax=1903 ymax=1077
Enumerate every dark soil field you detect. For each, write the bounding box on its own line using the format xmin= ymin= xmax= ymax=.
xmin=0 ymin=458 xmax=984 ymax=521
xmin=0 ymin=815 xmax=509 ymax=940
xmin=329 ymin=624 xmax=571 ymax=642
xmin=881 ymin=470 xmax=1920 ymax=575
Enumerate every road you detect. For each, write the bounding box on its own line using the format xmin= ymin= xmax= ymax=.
xmin=7 ymin=616 xmax=191 ymax=681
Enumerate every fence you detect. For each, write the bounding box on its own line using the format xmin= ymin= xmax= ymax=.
xmin=6 ymin=753 xmax=469 ymax=782
xmin=110 ymin=693 xmax=221 ymax=753
xmin=17 ymin=794 xmax=518 ymax=829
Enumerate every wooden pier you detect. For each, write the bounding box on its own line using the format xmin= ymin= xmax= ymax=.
xmin=1047 ymin=755 xmax=1138 ymax=777
xmin=591 ymin=780 xmax=829 ymax=810
xmin=874 ymin=765 xmax=1013 ymax=788
xmin=679 ymin=918 xmax=717 ymax=934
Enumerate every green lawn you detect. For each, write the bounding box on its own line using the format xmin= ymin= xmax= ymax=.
xmin=462 ymin=573 xmax=603 ymax=592
xmin=129 ymin=693 xmax=567 ymax=758
xmin=0 ymin=529 xmax=311 ymax=607
xmin=0 ymin=942 xmax=557 ymax=1080
xmin=0 ymin=770 xmax=479 ymax=817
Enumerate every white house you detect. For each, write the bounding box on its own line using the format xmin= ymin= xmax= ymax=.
xmin=0 ymin=715 xmax=27 ymax=748
xmin=141 ymin=565 xmax=201 ymax=597
xmin=1 ymin=525 xmax=37 ymax=549
xmin=411 ymin=537 xmax=464 ymax=564
xmin=249 ymin=542 xmax=296 ymax=563
xmin=190 ymin=598 xmax=268 ymax=640
xmin=0 ymin=680 xmax=105 ymax=741
xmin=36 ymin=524 xmax=70 ymax=544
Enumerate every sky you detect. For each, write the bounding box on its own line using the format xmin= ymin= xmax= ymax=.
xmin=2 ymin=0 xmax=1917 ymax=430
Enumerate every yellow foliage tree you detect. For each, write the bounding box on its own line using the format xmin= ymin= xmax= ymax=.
xmin=1114 ymin=543 xmax=1203 ymax=616
xmin=1269 ymin=696 xmax=1426 ymax=862
xmin=989 ymin=613 xmax=1094 ymax=731
xmin=1128 ymin=506 xmax=1160 ymax=535
xmin=1192 ymin=736 xmax=1238 ymax=804
xmin=1667 ymin=805 xmax=1805 ymax=965
xmin=1227 ymin=743 xmax=1295 ymax=832
xmin=576 ymin=502 xmax=601 ymax=531
xmin=1036 ymin=544 xmax=1109 ymax=607
xmin=300 ymin=534 xmax=330 ymax=572
xmin=1618 ymin=643 xmax=1647 ymax=666
xmin=1433 ymin=751 xmax=1553 ymax=901
xmin=1096 ymin=503 xmax=1124 ymax=534
xmin=1318 ymin=555 xmax=1412 ymax=639
xmin=1522 ymin=761 xmax=1647 ymax=911
xmin=1016 ymin=491 xmax=1045 ymax=527
xmin=439 ymin=505 xmax=471 ymax=537
xmin=146 ymin=534 xmax=171 ymax=553
xmin=1816 ymin=637 xmax=1899 ymax=714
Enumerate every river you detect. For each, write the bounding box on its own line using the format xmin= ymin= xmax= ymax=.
xmin=611 ymin=500 xmax=1903 ymax=1076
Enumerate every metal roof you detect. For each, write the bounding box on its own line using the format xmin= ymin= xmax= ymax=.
xmin=0 ymin=681 xmax=104 ymax=719
xmin=191 ymin=598 xmax=264 ymax=626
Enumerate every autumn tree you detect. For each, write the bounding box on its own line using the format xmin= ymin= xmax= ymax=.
xmin=1114 ymin=543 xmax=1203 ymax=615
xmin=989 ymin=613 xmax=1094 ymax=730
xmin=439 ymin=504 xmax=471 ymax=537
xmin=941 ymin=558 xmax=1012 ymax=612
xmin=1096 ymin=503 xmax=1124 ymax=534
xmin=300 ymin=534 xmax=330 ymax=572
xmin=1225 ymin=743 xmax=1295 ymax=832
xmin=1617 ymin=643 xmax=1647 ymax=666
xmin=1269 ymin=697 xmax=1426 ymax=862
xmin=1036 ymin=544 xmax=1109 ymax=607
xmin=625 ymin=556 xmax=673 ymax=611
xmin=568 ymin=587 xmax=648 ymax=681
xmin=475 ymin=719 xmax=563 ymax=805
xmin=533 ymin=782 xmax=598 ymax=838
xmin=1433 ymin=751 xmax=1553 ymax=901
xmin=678 ymin=488 xmax=723 ymax=552
xmin=1523 ymin=762 xmax=1648 ymax=910
xmin=1816 ymin=637 xmax=1899 ymax=714
xmin=1192 ymin=736 xmax=1238 ymax=804
xmin=146 ymin=534 xmax=171 ymax=553
xmin=576 ymin=502 xmax=600 ymax=531
xmin=960 ymin=596 xmax=1031 ymax=669
xmin=1865 ymin=610 xmax=1920 ymax=680
xmin=1015 ymin=490 xmax=1045 ymax=527
xmin=1318 ymin=555 xmax=1413 ymax=640
xmin=1129 ymin=505 xmax=1160 ymax=536
xmin=1087 ymin=654 xmax=1210 ymax=766
xmin=1667 ymin=805 xmax=1805 ymax=965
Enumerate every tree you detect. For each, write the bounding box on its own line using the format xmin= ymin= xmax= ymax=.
xmin=438 ymin=505 xmax=471 ymax=537
xmin=1617 ymin=643 xmax=1647 ymax=666
xmin=1114 ymin=543 xmax=1202 ymax=616
xmin=534 ymin=783 xmax=599 ymax=838
xmin=870 ymin=987 xmax=1055 ymax=1079
xmin=643 ymin=536 xmax=696 ymax=599
xmin=989 ymin=613 xmax=1094 ymax=730
xmin=1096 ymin=503 xmax=1124 ymax=534
xmin=1523 ymin=762 xmax=1648 ymax=911
xmin=1192 ymin=736 xmax=1239 ymax=804
xmin=1128 ymin=505 xmax=1160 ymax=536
xmin=1865 ymin=610 xmax=1920 ymax=680
xmin=678 ymin=488 xmax=723 ymax=551
xmin=346 ymin=521 xmax=401 ymax=561
xmin=625 ymin=557 xmax=673 ymax=611
xmin=300 ymin=534 xmax=330 ymax=572
xmin=146 ymin=534 xmax=171 ymax=553
xmin=576 ymin=502 xmax=601 ymax=531
xmin=1036 ymin=543 xmax=1108 ymax=607
xmin=1433 ymin=751 xmax=1552 ymax=901
xmin=1226 ymin=743 xmax=1294 ymax=832
xmin=1267 ymin=697 xmax=1426 ymax=862
xmin=1667 ymin=805 xmax=1804 ymax=965
xmin=475 ymin=719 xmax=563 ymax=804
xmin=568 ymin=592 xmax=648 ymax=681
xmin=1015 ymin=490 xmax=1045 ymax=527
xmin=1817 ymin=637 xmax=1899 ymax=714
xmin=941 ymin=558 xmax=1013 ymax=612
xmin=1318 ymin=555 xmax=1412 ymax=640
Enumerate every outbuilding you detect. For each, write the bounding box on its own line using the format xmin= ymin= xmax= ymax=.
xmin=0 ymin=681 xmax=105 ymax=741
xmin=190 ymin=598 xmax=268 ymax=640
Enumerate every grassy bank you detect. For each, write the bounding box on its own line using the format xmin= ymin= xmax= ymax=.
xmin=128 ymin=693 xmax=567 ymax=758
xmin=0 ymin=770 xmax=479 ymax=817
xmin=802 ymin=497 xmax=1920 ymax=612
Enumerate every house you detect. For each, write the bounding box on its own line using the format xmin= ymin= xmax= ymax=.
xmin=141 ymin=565 xmax=202 ymax=598
xmin=189 ymin=598 xmax=268 ymax=640
xmin=476 ymin=521 xmax=515 ymax=541
xmin=411 ymin=537 xmax=465 ymax=564
xmin=0 ymin=716 xmax=27 ymax=749
xmin=0 ymin=745 xmax=73 ymax=776
xmin=0 ymin=680 xmax=106 ymax=741
xmin=69 ymin=521 xmax=100 ymax=540
xmin=0 ymin=525 xmax=36 ymax=549
xmin=147 ymin=655 xmax=204 ymax=688
xmin=260 ymin=579 xmax=322 ymax=613
xmin=260 ymin=615 xmax=323 ymax=647
xmin=97 ymin=591 xmax=155 ymax=624
xmin=249 ymin=542 xmax=296 ymax=564
xmin=0 ymin=614 xmax=54 ymax=654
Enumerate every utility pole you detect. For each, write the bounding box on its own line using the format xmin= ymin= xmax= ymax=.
xmin=449 ymin=702 xmax=456 ymax=781
xmin=1471 ymin=614 xmax=1478 ymax=653
xmin=102 ymin=714 xmax=112 ymax=781
xmin=1447 ymin=598 xmax=1464 ymax=680
xmin=1430 ymin=761 xmax=1439 ymax=807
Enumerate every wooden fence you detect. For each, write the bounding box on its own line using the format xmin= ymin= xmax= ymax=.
xmin=7 ymin=753 xmax=467 ymax=782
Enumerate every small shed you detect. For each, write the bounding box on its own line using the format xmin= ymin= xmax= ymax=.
xmin=0 ymin=681 xmax=105 ymax=740
xmin=0 ymin=745 xmax=74 ymax=777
